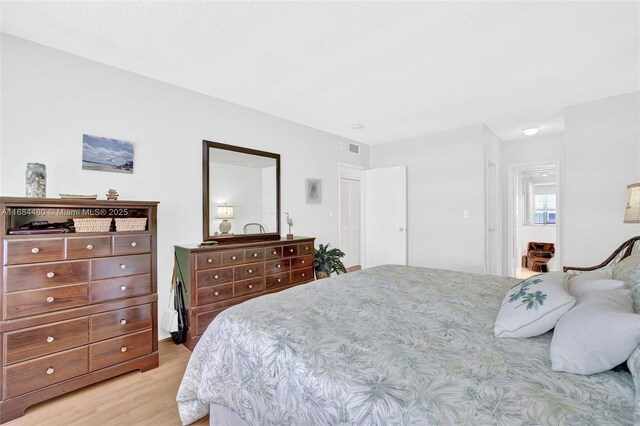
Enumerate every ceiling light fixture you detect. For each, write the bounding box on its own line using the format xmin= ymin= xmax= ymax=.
xmin=352 ymin=124 xmax=364 ymax=130
xmin=522 ymin=126 xmax=540 ymax=136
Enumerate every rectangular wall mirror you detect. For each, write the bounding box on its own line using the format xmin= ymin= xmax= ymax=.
xmin=203 ymin=140 xmax=281 ymax=242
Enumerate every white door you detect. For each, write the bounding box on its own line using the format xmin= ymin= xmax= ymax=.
xmin=340 ymin=178 xmax=361 ymax=268
xmin=486 ymin=160 xmax=498 ymax=275
xmin=364 ymin=166 xmax=407 ymax=268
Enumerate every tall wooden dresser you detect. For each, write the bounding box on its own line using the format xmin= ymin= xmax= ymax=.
xmin=0 ymin=197 xmax=159 ymax=423
xmin=175 ymin=237 xmax=315 ymax=349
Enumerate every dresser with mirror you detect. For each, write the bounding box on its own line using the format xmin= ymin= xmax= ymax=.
xmin=175 ymin=141 xmax=315 ymax=349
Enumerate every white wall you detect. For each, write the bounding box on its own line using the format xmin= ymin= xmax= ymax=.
xmin=563 ymin=91 xmax=640 ymax=267
xmin=370 ymin=124 xmax=498 ymax=274
xmin=0 ymin=34 xmax=369 ymax=339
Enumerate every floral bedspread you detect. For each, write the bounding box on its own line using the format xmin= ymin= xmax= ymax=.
xmin=177 ymin=265 xmax=635 ymax=425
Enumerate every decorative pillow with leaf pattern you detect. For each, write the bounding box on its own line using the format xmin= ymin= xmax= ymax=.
xmin=494 ymin=272 xmax=576 ymax=338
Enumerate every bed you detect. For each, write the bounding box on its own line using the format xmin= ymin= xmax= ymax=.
xmin=177 ymin=264 xmax=637 ymax=425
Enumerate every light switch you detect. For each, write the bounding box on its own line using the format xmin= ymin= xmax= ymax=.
xmin=463 ymin=210 xmax=470 ymax=219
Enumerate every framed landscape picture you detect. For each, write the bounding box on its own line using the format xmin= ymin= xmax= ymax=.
xmin=82 ymin=134 xmax=134 ymax=174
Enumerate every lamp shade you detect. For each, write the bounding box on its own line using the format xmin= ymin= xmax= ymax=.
xmin=624 ymin=184 xmax=640 ymax=223
xmin=215 ymin=204 xmax=235 ymax=219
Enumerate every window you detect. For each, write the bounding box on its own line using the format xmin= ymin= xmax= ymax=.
xmin=534 ymin=194 xmax=556 ymax=224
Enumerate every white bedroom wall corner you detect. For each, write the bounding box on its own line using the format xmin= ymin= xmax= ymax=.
xmin=563 ymin=91 xmax=640 ymax=267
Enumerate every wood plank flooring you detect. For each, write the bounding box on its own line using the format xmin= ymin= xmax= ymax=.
xmin=5 ymin=340 xmax=208 ymax=426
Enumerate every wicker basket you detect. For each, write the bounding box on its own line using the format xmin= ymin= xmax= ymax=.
xmin=73 ymin=218 xmax=112 ymax=233
xmin=115 ymin=218 xmax=147 ymax=232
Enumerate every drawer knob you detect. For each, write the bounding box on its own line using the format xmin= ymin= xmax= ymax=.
xmin=31 ymin=247 xmax=40 ymax=254
xmin=207 ymin=258 xmax=213 ymax=263
xmin=248 ymin=284 xmax=253 ymax=289
xmin=86 ymin=244 xmax=93 ymax=250
xmin=130 ymin=241 xmax=137 ymax=247
xmin=277 ymin=278 xmax=282 ymax=283
xmin=46 ymin=272 xmax=55 ymax=278
xmin=46 ymin=336 xmax=55 ymax=343
xmin=231 ymin=255 xmax=237 ymax=260
xmin=301 ymin=273 xmax=306 ymax=277
xmin=305 ymin=247 xmax=309 ymax=250
xmin=120 ymin=285 xmax=127 ymax=291
xmin=214 ymin=274 xmax=219 ymax=279
xmin=120 ymin=264 xmax=127 ymax=269
xmin=46 ymin=296 xmax=55 ymax=303
xmin=214 ymin=291 xmax=219 ymax=296
xmin=272 ymin=250 xmax=277 ymax=255
xmin=120 ymin=319 xmax=127 ymax=325
xmin=253 ymin=253 xmax=258 ymax=257
xmin=301 ymin=260 xmax=305 ymax=264
xmin=289 ymin=249 xmax=294 ymax=253
xmin=248 ymin=269 xmax=253 ymax=274
xmin=120 ymin=346 xmax=127 ymax=353
xmin=46 ymin=367 xmax=55 ymax=375
xmin=276 ymin=264 xmax=281 ymax=268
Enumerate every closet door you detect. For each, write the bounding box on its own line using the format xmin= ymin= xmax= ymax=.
xmin=364 ymin=166 xmax=407 ymax=268
xmin=340 ymin=178 xmax=361 ymax=269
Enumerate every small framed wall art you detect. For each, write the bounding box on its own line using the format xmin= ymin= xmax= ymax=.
xmin=305 ymin=178 xmax=322 ymax=204
xmin=82 ymin=134 xmax=134 ymax=174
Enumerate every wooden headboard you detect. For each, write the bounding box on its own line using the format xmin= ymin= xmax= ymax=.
xmin=563 ymin=236 xmax=640 ymax=273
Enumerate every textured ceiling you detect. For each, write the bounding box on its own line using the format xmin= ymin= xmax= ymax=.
xmin=1 ymin=1 xmax=638 ymax=144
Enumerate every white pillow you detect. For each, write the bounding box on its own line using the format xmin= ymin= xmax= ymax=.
xmin=550 ymin=289 xmax=640 ymax=375
xmin=494 ymin=273 xmax=575 ymax=338
xmin=565 ymin=269 xmax=624 ymax=298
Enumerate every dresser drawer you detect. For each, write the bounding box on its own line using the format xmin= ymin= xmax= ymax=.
xmin=5 ymin=238 xmax=65 ymax=265
xmin=3 ymin=346 xmax=89 ymax=399
xmin=291 ymin=267 xmax=313 ymax=284
xmin=265 ymin=246 xmax=282 ymax=260
xmin=196 ymin=252 xmax=222 ymax=270
xmin=234 ymin=277 xmax=265 ymax=298
xmin=266 ymin=272 xmax=290 ymax=290
xmin=283 ymin=245 xmax=298 ymax=257
xmin=4 ymin=317 xmax=89 ymax=365
xmin=113 ymin=234 xmax=151 ymax=255
xmin=244 ymin=247 xmax=264 ymax=262
xmin=90 ymin=304 xmax=153 ymax=342
xmin=91 ymin=254 xmax=151 ymax=280
xmin=196 ymin=283 xmax=234 ymax=305
xmin=196 ymin=267 xmax=233 ymax=288
xmin=5 ymin=284 xmax=88 ymax=319
xmin=89 ymin=274 xmax=152 ymax=303
xmin=298 ymin=241 xmax=314 ymax=256
xmin=234 ymin=262 xmax=264 ymax=281
xmin=195 ymin=308 xmax=226 ymax=336
xmin=90 ymin=329 xmax=152 ymax=371
xmin=265 ymin=258 xmax=290 ymax=275
xmin=66 ymin=236 xmax=111 ymax=259
xmin=291 ymin=255 xmax=313 ymax=270
xmin=220 ymin=250 xmax=245 ymax=267
xmin=5 ymin=261 xmax=89 ymax=292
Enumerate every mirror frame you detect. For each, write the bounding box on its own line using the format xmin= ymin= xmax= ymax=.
xmin=202 ymin=140 xmax=281 ymax=243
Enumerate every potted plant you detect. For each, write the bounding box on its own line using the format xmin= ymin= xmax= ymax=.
xmin=314 ymin=243 xmax=347 ymax=279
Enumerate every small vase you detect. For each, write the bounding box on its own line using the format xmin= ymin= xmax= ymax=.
xmin=25 ymin=163 xmax=46 ymax=198
xmin=316 ymin=270 xmax=330 ymax=279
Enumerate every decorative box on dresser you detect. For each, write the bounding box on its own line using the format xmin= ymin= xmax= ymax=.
xmin=0 ymin=197 xmax=159 ymax=424
xmin=175 ymin=236 xmax=315 ymax=350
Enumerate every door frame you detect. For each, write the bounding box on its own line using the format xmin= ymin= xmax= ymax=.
xmin=485 ymin=159 xmax=499 ymax=275
xmin=506 ymin=161 xmax=562 ymax=277
xmin=338 ymin=163 xmax=365 ymax=268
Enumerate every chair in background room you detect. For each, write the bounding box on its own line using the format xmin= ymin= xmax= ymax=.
xmin=526 ymin=242 xmax=555 ymax=272
xmin=243 ymin=223 xmax=266 ymax=234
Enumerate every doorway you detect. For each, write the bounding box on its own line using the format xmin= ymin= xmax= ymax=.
xmin=507 ymin=162 xmax=561 ymax=278
xmin=339 ymin=164 xmax=364 ymax=270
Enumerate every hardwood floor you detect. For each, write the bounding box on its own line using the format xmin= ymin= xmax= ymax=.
xmin=5 ymin=340 xmax=208 ymax=426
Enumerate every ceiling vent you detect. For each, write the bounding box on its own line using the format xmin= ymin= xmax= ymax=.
xmin=348 ymin=143 xmax=360 ymax=154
